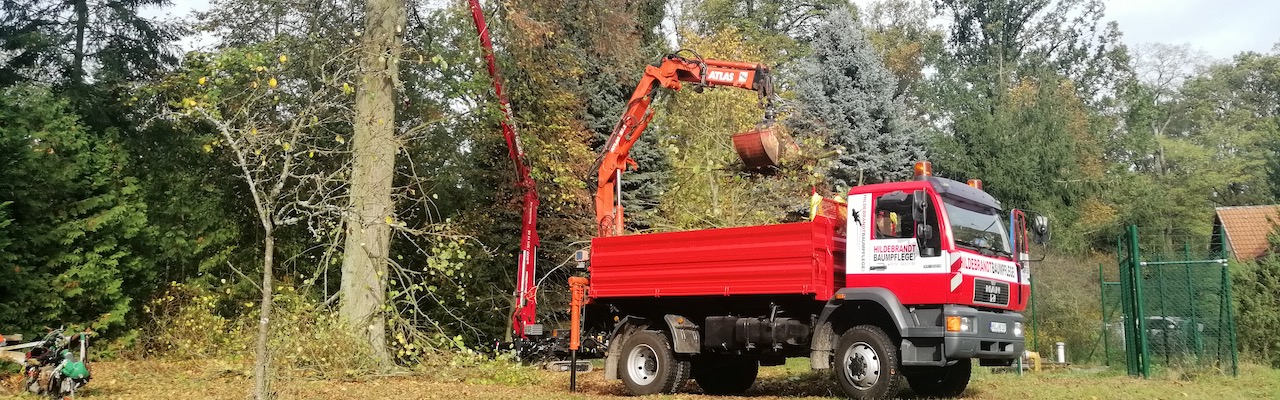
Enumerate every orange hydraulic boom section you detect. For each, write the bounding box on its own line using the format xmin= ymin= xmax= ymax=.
xmin=594 ymin=53 xmax=776 ymax=237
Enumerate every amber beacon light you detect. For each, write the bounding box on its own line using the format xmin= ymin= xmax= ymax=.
xmin=913 ymin=161 xmax=933 ymax=179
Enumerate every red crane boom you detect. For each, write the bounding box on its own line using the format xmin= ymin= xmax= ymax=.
xmin=467 ymin=0 xmax=540 ymax=339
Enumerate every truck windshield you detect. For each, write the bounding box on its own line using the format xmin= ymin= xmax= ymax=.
xmin=943 ymin=198 xmax=1011 ymax=255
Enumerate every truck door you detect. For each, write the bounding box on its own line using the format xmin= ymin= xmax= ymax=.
xmin=846 ymin=189 xmax=946 ymax=292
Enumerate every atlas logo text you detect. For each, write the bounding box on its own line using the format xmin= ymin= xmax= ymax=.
xmin=708 ymin=71 xmax=747 ymax=84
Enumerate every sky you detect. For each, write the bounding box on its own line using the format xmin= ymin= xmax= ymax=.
xmin=1104 ymin=0 xmax=1280 ymax=60
xmin=149 ymin=0 xmax=1280 ymax=60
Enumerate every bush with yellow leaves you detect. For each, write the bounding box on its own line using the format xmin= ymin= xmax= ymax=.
xmin=140 ymin=282 xmax=382 ymax=377
xmin=140 ymin=282 xmax=247 ymax=359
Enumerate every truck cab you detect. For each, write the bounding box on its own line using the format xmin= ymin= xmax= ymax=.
xmin=837 ymin=164 xmax=1028 ymax=369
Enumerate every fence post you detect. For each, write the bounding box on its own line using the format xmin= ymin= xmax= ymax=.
xmin=1128 ymin=225 xmax=1152 ymax=378
xmin=1222 ymin=261 xmax=1239 ymax=376
xmin=1099 ymin=263 xmax=1109 ymax=366
xmin=1118 ymin=233 xmax=1138 ymax=376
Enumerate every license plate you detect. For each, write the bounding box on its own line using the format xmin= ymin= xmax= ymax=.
xmin=990 ymin=321 xmax=1007 ymax=334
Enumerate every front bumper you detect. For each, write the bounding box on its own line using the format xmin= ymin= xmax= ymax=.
xmin=942 ymin=305 xmax=1024 ymax=360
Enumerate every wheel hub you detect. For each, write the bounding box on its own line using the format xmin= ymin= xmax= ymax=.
xmin=844 ymin=342 xmax=881 ymax=389
xmin=626 ymin=344 xmax=660 ymax=385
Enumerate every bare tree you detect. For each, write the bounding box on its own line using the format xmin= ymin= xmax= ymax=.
xmin=1130 ymin=42 xmax=1211 ymax=175
xmin=152 ymin=47 xmax=357 ymax=399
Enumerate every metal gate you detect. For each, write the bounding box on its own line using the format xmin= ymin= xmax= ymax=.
xmin=1100 ymin=225 xmax=1238 ymax=377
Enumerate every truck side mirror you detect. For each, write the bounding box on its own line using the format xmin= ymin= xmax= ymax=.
xmin=916 ymin=224 xmax=933 ymax=241
xmin=1032 ymin=215 xmax=1050 ymax=244
xmin=916 ymin=224 xmax=935 ymax=256
xmin=911 ymin=189 xmax=928 ymax=222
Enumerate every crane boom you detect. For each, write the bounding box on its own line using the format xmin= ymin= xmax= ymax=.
xmin=467 ymin=0 xmax=540 ymax=339
xmin=594 ymin=53 xmax=775 ymax=237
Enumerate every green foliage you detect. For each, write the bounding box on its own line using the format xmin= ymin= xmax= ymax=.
xmin=923 ymin=0 xmax=1122 ymax=251
xmin=1233 ymin=231 xmax=1280 ymax=367
xmin=0 ymin=85 xmax=149 ymax=335
xmin=860 ymin=0 xmax=944 ymax=99
xmin=651 ymin=28 xmax=821 ymax=230
xmin=1025 ymin=253 xmax=1107 ymax=361
xmin=0 ymin=357 xmax=21 ymax=378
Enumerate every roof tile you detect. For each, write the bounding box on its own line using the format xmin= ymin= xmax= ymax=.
xmin=1215 ymin=205 xmax=1280 ymax=261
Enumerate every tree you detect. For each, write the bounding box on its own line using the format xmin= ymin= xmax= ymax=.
xmin=859 ymin=0 xmax=945 ymax=102
xmin=340 ymin=0 xmax=406 ymax=367
xmin=0 ymin=0 xmax=179 ymax=90
xmin=148 ymin=43 xmax=359 ymax=398
xmin=0 ymin=85 xmax=149 ymax=335
xmin=1234 ymin=227 xmax=1280 ymax=368
xmin=682 ymin=0 xmax=846 ymax=66
xmin=790 ymin=7 xmax=925 ymax=188
xmin=923 ymin=0 xmax=1123 ymax=249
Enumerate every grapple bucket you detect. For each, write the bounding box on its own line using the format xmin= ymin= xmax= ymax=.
xmin=732 ymin=124 xmax=781 ymax=170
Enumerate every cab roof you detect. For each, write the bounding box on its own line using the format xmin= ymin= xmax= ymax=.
xmin=926 ymin=176 xmax=1001 ymax=210
xmin=849 ymin=176 xmax=1002 ymax=210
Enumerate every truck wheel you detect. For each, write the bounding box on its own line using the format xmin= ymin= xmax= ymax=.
xmin=692 ymin=355 xmax=758 ymax=395
xmin=618 ymin=330 xmax=689 ymax=395
xmin=834 ymin=325 xmax=901 ymax=400
xmin=905 ymin=358 xmax=971 ymax=398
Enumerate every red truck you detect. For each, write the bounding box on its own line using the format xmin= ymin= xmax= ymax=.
xmin=575 ymin=54 xmax=1049 ymax=399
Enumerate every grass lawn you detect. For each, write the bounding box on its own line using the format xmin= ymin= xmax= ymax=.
xmin=2 ymin=358 xmax=1276 ymax=399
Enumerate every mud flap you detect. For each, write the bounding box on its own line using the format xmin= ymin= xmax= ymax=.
xmin=664 ymin=314 xmax=701 ymax=354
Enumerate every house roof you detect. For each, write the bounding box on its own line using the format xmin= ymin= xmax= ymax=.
xmin=1214 ymin=205 xmax=1280 ymax=261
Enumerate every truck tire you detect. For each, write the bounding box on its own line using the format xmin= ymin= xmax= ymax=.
xmin=692 ymin=354 xmax=758 ymax=395
xmin=905 ymin=358 xmax=971 ymax=398
xmin=834 ymin=325 xmax=901 ymax=400
xmin=618 ymin=330 xmax=689 ymax=395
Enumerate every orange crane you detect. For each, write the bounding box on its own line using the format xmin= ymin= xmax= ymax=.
xmin=593 ymin=52 xmax=778 ymax=237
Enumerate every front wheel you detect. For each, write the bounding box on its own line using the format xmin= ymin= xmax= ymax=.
xmin=618 ymin=330 xmax=689 ymax=395
xmin=834 ymin=325 xmax=902 ymax=400
xmin=905 ymin=358 xmax=971 ymax=398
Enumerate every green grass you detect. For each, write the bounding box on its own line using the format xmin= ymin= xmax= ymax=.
xmin=4 ymin=358 xmax=1275 ymax=399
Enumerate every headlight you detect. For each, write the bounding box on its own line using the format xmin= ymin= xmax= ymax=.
xmin=946 ymin=316 xmax=977 ymax=333
xmin=1013 ymin=322 xmax=1024 ymax=337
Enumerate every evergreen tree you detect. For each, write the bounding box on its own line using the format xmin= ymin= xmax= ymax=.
xmin=0 ymin=0 xmax=179 ymax=89
xmin=0 ymin=85 xmax=149 ymax=335
xmin=789 ymin=7 xmax=925 ymax=187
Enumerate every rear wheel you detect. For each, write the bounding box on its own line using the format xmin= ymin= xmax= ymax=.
xmin=692 ymin=354 xmax=758 ymax=395
xmin=834 ymin=325 xmax=901 ymax=400
xmin=618 ymin=330 xmax=689 ymax=395
xmin=905 ymin=358 xmax=971 ymax=398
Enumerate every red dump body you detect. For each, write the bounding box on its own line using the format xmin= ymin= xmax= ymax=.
xmin=588 ymin=217 xmax=845 ymax=300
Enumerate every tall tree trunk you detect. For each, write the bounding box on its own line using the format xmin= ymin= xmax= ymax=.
xmin=340 ymin=0 xmax=404 ymax=366
xmin=254 ymin=230 xmax=275 ymax=400
xmin=71 ymin=0 xmax=88 ymax=87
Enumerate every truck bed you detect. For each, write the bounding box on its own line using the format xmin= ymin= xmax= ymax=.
xmin=588 ymin=218 xmax=845 ymax=300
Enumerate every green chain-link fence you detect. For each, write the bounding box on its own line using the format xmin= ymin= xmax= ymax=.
xmin=1100 ymin=225 xmax=1238 ymax=377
